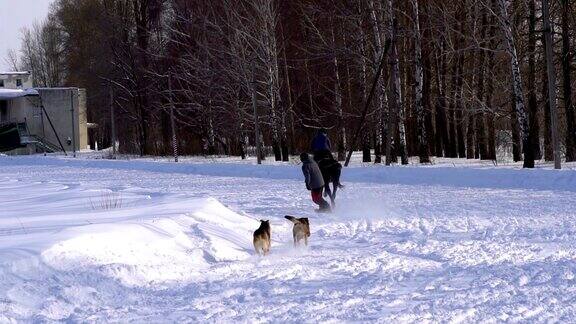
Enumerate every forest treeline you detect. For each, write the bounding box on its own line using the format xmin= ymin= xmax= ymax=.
xmin=8 ymin=0 xmax=576 ymax=167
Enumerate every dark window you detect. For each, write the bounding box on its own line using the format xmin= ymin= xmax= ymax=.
xmin=0 ymin=101 xmax=7 ymax=121
xmin=16 ymin=79 xmax=22 ymax=87
xmin=0 ymin=80 xmax=4 ymax=87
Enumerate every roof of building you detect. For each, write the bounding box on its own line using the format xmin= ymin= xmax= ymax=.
xmin=0 ymin=71 xmax=31 ymax=76
xmin=0 ymin=88 xmax=39 ymax=100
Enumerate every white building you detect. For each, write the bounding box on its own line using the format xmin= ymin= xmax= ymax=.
xmin=0 ymin=72 xmax=88 ymax=155
xmin=0 ymin=71 xmax=33 ymax=89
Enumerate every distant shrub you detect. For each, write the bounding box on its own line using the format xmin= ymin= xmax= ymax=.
xmin=90 ymin=191 xmax=123 ymax=210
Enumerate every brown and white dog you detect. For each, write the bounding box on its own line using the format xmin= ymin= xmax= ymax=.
xmin=253 ymin=220 xmax=271 ymax=255
xmin=284 ymin=215 xmax=310 ymax=246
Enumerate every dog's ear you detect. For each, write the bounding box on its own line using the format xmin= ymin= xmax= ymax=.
xmin=300 ymin=218 xmax=309 ymax=225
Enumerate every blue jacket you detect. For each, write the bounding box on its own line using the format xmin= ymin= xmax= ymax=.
xmin=311 ymin=133 xmax=331 ymax=152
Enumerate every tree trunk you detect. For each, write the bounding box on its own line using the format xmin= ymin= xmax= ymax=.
xmin=138 ymin=105 xmax=148 ymax=156
xmin=330 ymin=19 xmax=346 ymax=163
xmin=511 ymin=102 xmax=522 ymax=161
xmin=543 ymin=68 xmax=553 ymax=161
xmin=483 ymin=0 xmax=498 ymax=160
xmin=343 ymin=63 xmax=356 ymax=162
xmin=238 ymin=99 xmax=247 ymax=160
xmin=466 ymin=113 xmax=475 ymax=159
xmin=447 ymin=58 xmax=458 ymax=158
xmin=357 ymin=3 xmax=373 ymax=164
xmin=561 ymin=0 xmax=576 ymax=161
xmin=260 ymin=0 xmax=283 ymax=162
xmin=476 ymin=5 xmax=489 ymax=160
xmin=527 ymin=0 xmax=542 ymax=160
xmin=476 ymin=87 xmax=488 ymax=159
xmin=434 ymin=39 xmax=450 ymax=157
xmin=542 ymin=0 xmax=561 ymax=168
xmin=363 ymin=132 xmax=372 ymax=162
xmin=412 ymin=0 xmax=429 ymax=163
xmin=422 ymin=6 xmax=435 ymax=157
xmin=402 ymin=36 xmax=414 ymax=158
xmin=385 ymin=0 xmax=408 ymax=165
xmin=272 ymin=141 xmax=281 ymax=161
xmin=466 ymin=21 xmax=478 ymax=159
xmin=374 ymin=131 xmax=382 ymax=163
xmin=385 ymin=0 xmax=398 ymax=165
xmin=207 ymin=101 xmax=216 ymax=155
xmin=455 ymin=3 xmax=467 ymax=158
xmin=368 ymin=0 xmax=385 ymax=164
xmin=498 ymin=0 xmax=533 ymax=168
xmin=281 ymin=138 xmax=289 ymax=161
xmin=160 ymin=108 xmax=171 ymax=156
xmin=281 ymin=24 xmax=296 ymax=157
xmin=455 ymin=60 xmax=466 ymax=158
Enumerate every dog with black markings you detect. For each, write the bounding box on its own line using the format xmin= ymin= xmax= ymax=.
xmin=284 ymin=215 xmax=311 ymax=246
xmin=253 ymin=220 xmax=271 ymax=255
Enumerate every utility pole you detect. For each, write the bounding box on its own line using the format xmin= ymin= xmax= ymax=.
xmin=110 ymin=85 xmax=116 ymax=158
xmin=40 ymin=104 xmax=46 ymax=156
xmin=168 ymin=74 xmax=179 ymax=162
xmin=251 ymin=63 xmax=262 ymax=164
xmin=70 ymin=89 xmax=76 ymax=157
xmin=542 ymin=0 xmax=561 ymax=169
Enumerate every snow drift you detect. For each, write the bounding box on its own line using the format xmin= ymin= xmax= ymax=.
xmin=1 ymin=155 xmax=576 ymax=322
xmin=41 ymin=197 xmax=257 ymax=288
xmin=0 ymin=177 xmax=263 ymax=320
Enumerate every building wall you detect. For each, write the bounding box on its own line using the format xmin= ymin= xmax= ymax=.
xmin=37 ymin=88 xmax=88 ymax=152
xmin=78 ymin=89 xmax=88 ymax=150
xmin=6 ymin=97 xmax=36 ymax=124
xmin=0 ymin=73 xmax=33 ymax=89
xmin=4 ymin=88 xmax=88 ymax=154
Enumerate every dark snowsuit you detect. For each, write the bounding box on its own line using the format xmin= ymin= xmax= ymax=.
xmin=311 ymin=132 xmax=331 ymax=153
xmin=311 ymin=131 xmax=336 ymax=164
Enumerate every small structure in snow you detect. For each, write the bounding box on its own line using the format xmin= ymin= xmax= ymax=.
xmin=0 ymin=72 xmax=89 ymax=155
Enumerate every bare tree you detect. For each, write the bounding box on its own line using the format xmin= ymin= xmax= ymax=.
xmin=385 ymin=0 xmax=408 ymax=165
xmin=560 ymin=0 xmax=575 ymax=162
xmin=411 ymin=0 xmax=430 ymax=163
xmin=15 ymin=0 xmax=574 ymax=163
xmin=496 ymin=0 xmax=534 ymax=168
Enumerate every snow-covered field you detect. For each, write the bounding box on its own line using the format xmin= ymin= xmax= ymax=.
xmin=1 ymin=154 xmax=576 ymax=322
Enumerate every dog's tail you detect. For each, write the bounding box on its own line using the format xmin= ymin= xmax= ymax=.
xmin=284 ymin=215 xmax=297 ymax=223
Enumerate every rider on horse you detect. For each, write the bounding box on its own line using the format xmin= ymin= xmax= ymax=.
xmin=311 ymin=128 xmax=332 ymax=163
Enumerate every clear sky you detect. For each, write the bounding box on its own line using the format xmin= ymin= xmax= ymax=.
xmin=0 ymin=0 xmax=54 ymax=71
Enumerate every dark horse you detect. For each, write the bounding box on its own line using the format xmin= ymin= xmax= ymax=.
xmin=314 ymin=151 xmax=343 ymax=207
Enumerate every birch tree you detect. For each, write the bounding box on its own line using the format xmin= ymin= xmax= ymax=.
xmin=385 ymin=0 xmax=408 ymax=165
xmin=411 ymin=0 xmax=429 ymax=163
xmin=496 ymin=0 xmax=534 ymax=168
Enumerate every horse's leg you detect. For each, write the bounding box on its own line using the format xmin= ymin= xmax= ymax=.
xmin=323 ymin=179 xmax=333 ymax=207
xmin=335 ymin=168 xmax=343 ymax=188
xmin=321 ymin=169 xmax=331 ymax=198
xmin=324 ymin=182 xmax=332 ymax=198
xmin=330 ymin=182 xmax=336 ymax=208
xmin=329 ymin=168 xmax=340 ymax=207
xmin=333 ymin=180 xmax=338 ymax=201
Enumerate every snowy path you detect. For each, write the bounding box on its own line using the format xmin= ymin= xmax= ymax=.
xmin=1 ymin=156 xmax=576 ymax=322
